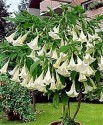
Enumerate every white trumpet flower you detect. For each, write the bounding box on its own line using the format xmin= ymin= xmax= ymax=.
xmin=53 ymin=57 xmax=62 ymax=69
xmin=98 ymin=56 xmax=103 ymax=71
xmin=37 ymin=44 xmax=47 ymax=56
xmin=99 ymin=92 xmax=103 ymax=102
xmin=53 ymin=52 xmax=67 ymax=68
xmin=60 ymin=39 xmax=65 ymax=46
xmin=84 ymin=53 xmax=95 ymax=64
xmin=34 ymin=72 xmax=46 ymax=92
xmin=85 ymin=66 xmax=95 ymax=76
xmin=51 ymin=49 xmax=58 ymax=59
xmin=55 ymin=72 xmax=65 ymax=90
xmin=46 ymin=48 xmax=53 ymax=57
xmin=57 ymin=60 xmax=70 ymax=77
xmin=43 ymin=67 xmax=52 ymax=85
xmin=66 ymin=81 xmax=79 ymax=97
xmin=9 ymin=65 xmax=18 ymax=76
xmin=76 ymin=56 xmax=88 ymax=74
xmin=20 ymin=75 xmax=30 ymax=87
xmin=0 ymin=60 xmax=9 ymax=74
xmin=19 ymin=64 xmax=28 ymax=79
xmin=78 ymin=73 xmax=87 ymax=82
xmin=83 ymin=82 xmax=93 ymax=94
xmin=68 ymin=55 xmax=76 ymax=71
xmin=11 ymin=67 xmax=20 ymax=82
xmin=72 ymin=30 xmax=78 ymax=41
xmin=27 ymin=50 xmax=38 ymax=61
xmin=27 ymin=36 xmax=40 ymax=50
xmin=13 ymin=32 xmax=28 ymax=46
xmin=5 ymin=32 xmax=16 ymax=43
xmin=86 ymin=41 xmax=94 ymax=54
xmin=49 ymin=73 xmax=56 ymax=92
xmin=48 ymin=26 xmax=61 ymax=40
xmin=26 ymin=77 xmax=34 ymax=90
xmin=78 ymin=30 xmax=87 ymax=43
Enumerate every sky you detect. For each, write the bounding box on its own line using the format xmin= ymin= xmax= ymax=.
xmin=6 ymin=0 xmax=21 ymax=12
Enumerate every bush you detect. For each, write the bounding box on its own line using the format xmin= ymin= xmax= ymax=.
xmin=0 ymin=74 xmax=35 ymax=122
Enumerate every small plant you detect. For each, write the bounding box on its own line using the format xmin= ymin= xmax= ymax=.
xmin=0 ymin=74 xmax=35 ymax=122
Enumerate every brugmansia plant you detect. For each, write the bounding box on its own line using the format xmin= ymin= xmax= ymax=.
xmin=0 ymin=5 xmax=103 ymax=124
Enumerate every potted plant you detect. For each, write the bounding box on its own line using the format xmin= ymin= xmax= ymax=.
xmin=0 ymin=5 xmax=103 ymax=124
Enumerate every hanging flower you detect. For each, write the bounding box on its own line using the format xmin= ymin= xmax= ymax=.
xmin=13 ymin=32 xmax=28 ymax=46
xmin=51 ymin=49 xmax=58 ymax=59
xmin=78 ymin=73 xmax=87 ymax=82
xmin=11 ymin=67 xmax=20 ymax=82
xmin=83 ymin=82 xmax=93 ymax=94
xmin=49 ymin=73 xmax=56 ymax=92
xmin=46 ymin=48 xmax=53 ymax=57
xmin=60 ymin=39 xmax=65 ymax=46
xmin=9 ymin=65 xmax=18 ymax=76
xmin=57 ymin=60 xmax=70 ymax=77
xmin=68 ymin=55 xmax=76 ymax=71
xmin=84 ymin=53 xmax=95 ymax=64
xmin=34 ymin=72 xmax=46 ymax=92
xmin=48 ymin=25 xmax=61 ymax=39
xmin=0 ymin=60 xmax=9 ymax=74
xmin=85 ymin=65 xmax=95 ymax=76
xmin=99 ymin=92 xmax=103 ymax=102
xmin=26 ymin=77 xmax=34 ymax=90
xmin=53 ymin=56 xmax=62 ymax=68
xmin=20 ymin=75 xmax=30 ymax=87
xmin=19 ymin=64 xmax=28 ymax=79
xmin=76 ymin=56 xmax=88 ymax=74
xmin=66 ymin=81 xmax=79 ymax=97
xmin=78 ymin=30 xmax=87 ymax=43
xmin=43 ymin=66 xmax=52 ymax=85
xmin=37 ymin=43 xmax=47 ymax=56
xmin=55 ymin=72 xmax=65 ymax=90
xmin=5 ymin=32 xmax=16 ymax=43
xmin=86 ymin=41 xmax=94 ymax=54
xmin=27 ymin=50 xmax=38 ymax=61
xmin=98 ymin=56 xmax=103 ymax=71
xmin=27 ymin=36 xmax=40 ymax=50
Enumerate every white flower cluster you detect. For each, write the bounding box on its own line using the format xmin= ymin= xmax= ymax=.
xmin=1 ymin=25 xmax=103 ymax=101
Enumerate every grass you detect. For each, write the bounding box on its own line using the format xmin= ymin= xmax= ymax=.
xmin=0 ymin=103 xmax=103 ymax=125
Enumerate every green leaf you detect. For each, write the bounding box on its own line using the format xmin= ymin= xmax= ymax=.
xmin=59 ymin=45 xmax=70 ymax=53
xmin=53 ymin=92 xmax=60 ymax=108
xmin=61 ymin=91 xmax=68 ymax=105
xmin=30 ymin=61 xmax=40 ymax=74
xmin=95 ymin=71 xmax=101 ymax=83
xmin=71 ymin=71 xmax=77 ymax=81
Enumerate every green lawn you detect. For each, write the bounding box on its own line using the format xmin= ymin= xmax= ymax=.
xmin=0 ymin=103 xmax=103 ymax=125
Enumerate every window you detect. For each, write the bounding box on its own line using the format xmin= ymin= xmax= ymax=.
xmin=81 ymin=0 xmax=93 ymax=10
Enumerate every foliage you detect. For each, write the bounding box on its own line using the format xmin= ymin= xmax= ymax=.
xmin=18 ymin=0 xmax=29 ymax=11
xmin=0 ymin=0 xmax=14 ymax=41
xmin=0 ymin=74 xmax=35 ymax=122
xmin=0 ymin=4 xmax=103 ymax=124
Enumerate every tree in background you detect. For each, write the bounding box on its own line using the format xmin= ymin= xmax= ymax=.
xmin=0 ymin=0 xmax=15 ymax=42
xmin=0 ymin=0 xmax=9 ymax=41
xmin=18 ymin=0 xmax=29 ymax=11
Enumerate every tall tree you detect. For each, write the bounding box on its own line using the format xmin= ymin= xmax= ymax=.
xmin=18 ymin=0 xmax=29 ymax=11
xmin=0 ymin=0 xmax=10 ymax=41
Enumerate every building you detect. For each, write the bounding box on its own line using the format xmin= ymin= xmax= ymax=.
xmin=28 ymin=0 xmax=103 ymax=18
